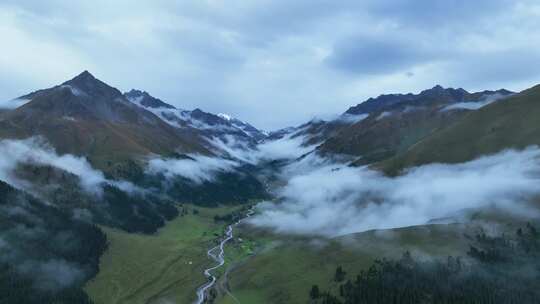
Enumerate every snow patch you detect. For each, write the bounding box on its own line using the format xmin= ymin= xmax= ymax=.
xmin=60 ymin=85 xmax=85 ymax=97
xmin=217 ymin=113 xmax=232 ymax=121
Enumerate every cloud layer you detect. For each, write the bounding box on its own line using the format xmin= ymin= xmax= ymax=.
xmin=146 ymin=155 xmax=238 ymax=184
xmin=0 ymin=137 xmax=137 ymax=195
xmin=0 ymin=137 xmax=106 ymax=193
xmin=250 ymin=148 xmax=540 ymax=237
xmin=1 ymin=1 xmax=539 ymax=129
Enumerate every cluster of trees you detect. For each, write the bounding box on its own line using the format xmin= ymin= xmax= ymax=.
xmin=118 ymin=156 xmax=269 ymax=208
xmin=17 ymin=163 xmax=180 ymax=234
xmin=213 ymin=206 xmax=253 ymax=224
xmin=163 ymin=169 xmax=268 ymax=207
xmin=0 ymin=180 xmax=107 ymax=303
xmin=311 ymin=223 xmax=540 ymax=304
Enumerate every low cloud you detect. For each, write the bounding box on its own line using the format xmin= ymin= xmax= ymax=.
xmin=18 ymin=259 xmax=85 ymax=292
xmin=335 ymin=113 xmax=369 ymax=124
xmin=442 ymin=92 xmax=512 ymax=111
xmin=0 ymin=137 xmax=135 ymax=195
xmin=210 ymin=132 xmax=318 ymax=165
xmin=249 ymin=148 xmax=540 ymax=237
xmin=146 ymin=154 xmax=238 ymax=184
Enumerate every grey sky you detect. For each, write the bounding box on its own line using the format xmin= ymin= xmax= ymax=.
xmin=1 ymin=0 xmax=539 ymax=130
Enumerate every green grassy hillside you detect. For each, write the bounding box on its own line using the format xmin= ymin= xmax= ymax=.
xmin=320 ymin=108 xmax=465 ymax=165
xmin=216 ymin=223 xmax=473 ymax=304
xmin=381 ymin=85 xmax=540 ymax=174
xmin=85 ymin=205 xmax=244 ymax=304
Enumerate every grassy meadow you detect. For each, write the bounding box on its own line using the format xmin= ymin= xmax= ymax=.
xmin=85 ymin=205 xmax=244 ymax=304
xmin=215 ymin=223 xmax=477 ymax=304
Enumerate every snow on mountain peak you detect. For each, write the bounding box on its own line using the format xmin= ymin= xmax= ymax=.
xmin=218 ymin=113 xmax=232 ymax=121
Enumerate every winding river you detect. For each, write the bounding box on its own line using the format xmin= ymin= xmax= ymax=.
xmin=194 ymin=210 xmax=253 ymax=304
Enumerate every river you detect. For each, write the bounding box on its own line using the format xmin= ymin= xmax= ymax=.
xmin=194 ymin=210 xmax=253 ymax=304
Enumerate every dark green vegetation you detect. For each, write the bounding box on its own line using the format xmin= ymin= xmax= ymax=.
xmin=382 ymin=85 xmax=540 ymax=174
xmin=14 ymin=163 xmax=179 ymax=234
xmin=0 ymin=180 xmax=107 ymax=304
xmin=314 ymin=223 xmax=540 ymax=304
xmin=149 ymin=170 xmax=268 ymax=207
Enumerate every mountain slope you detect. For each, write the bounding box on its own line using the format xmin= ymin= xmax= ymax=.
xmin=124 ymin=89 xmax=267 ymax=147
xmin=0 ymin=72 xmax=210 ymax=174
xmin=317 ymin=86 xmax=513 ymax=164
xmin=381 ymin=84 xmax=540 ymax=174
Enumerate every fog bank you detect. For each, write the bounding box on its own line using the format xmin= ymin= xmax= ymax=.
xmin=249 ymin=148 xmax=540 ymax=237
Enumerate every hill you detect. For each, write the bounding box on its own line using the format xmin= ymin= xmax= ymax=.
xmin=318 ymin=86 xmax=513 ymax=164
xmin=381 ymin=84 xmax=540 ymax=174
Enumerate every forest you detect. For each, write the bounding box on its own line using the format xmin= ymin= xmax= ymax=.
xmin=312 ymin=223 xmax=540 ymax=304
xmin=0 ymin=180 xmax=107 ymax=303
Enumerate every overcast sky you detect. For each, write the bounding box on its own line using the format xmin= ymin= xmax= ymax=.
xmin=1 ymin=1 xmax=539 ymax=130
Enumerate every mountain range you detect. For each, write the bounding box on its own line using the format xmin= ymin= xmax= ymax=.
xmin=2 ymin=70 xmax=540 ymax=304
xmin=3 ymin=71 xmax=522 ymax=172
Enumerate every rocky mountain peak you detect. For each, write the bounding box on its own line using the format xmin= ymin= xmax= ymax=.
xmin=124 ymin=89 xmax=176 ymax=109
xmin=62 ymin=70 xmax=122 ymax=99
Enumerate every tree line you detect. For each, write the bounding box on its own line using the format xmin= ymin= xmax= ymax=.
xmin=310 ymin=223 xmax=540 ymax=304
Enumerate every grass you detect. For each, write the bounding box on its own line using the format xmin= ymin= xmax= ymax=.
xmin=216 ymin=223 xmax=473 ymax=304
xmin=84 ymin=201 xmax=532 ymax=304
xmin=381 ymin=84 xmax=540 ymax=174
xmin=84 ymin=204 xmax=244 ymax=304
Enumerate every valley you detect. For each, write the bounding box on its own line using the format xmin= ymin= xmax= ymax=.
xmin=3 ymin=3 xmax=540 ymax=303
xmin=85 ymin=205 xmax=247 ymax=304
xmin=1 ymin=71 xmax=540 ymax=304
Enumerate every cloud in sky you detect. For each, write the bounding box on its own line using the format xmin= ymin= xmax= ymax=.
xmin=249 ymin=148 xmax=540 ymax=237
xmin=1 ymin=0 xmax=539 ymax=129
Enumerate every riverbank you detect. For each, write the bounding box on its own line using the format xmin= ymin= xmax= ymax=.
xmin=84 ymin=204 xmax=245 ymax=304
xmin=195 ymin=209 xmax=254 ymax=303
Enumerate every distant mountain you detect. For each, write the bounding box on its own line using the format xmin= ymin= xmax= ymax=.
xmin=381 ymin=84 xmax=540 ymax=174
xmin=345 ymin=85 xmax=513 ymax=116
xmin=0 ymin=71 xmax=210 ymax=174
xmin=124 ymin=89 xmax=267 ymax=147
xmin=315 ymin=85 xmax=514 ymax=164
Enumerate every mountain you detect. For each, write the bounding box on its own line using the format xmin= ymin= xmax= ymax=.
xmin=0 ymin=72 xmax=268 ymax=207
xmin=316 ymin=86 xmax=514 ymax=164
xmin=344 ymin=85 xmax=512 ymax=115
xmin=0 ymin=71 xmax=211 ymax=174
xmin=124 ymin=89 xmax=267 ymax=147
xmin=380 ymin=84 xmax=540 ymax=174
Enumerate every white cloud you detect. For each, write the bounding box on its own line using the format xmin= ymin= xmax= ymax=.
xmin=1 ymin=1 xmax=538 ymax=129
xmin=146 ymin=155 xmax=238 ymax=184
xmin=209 ymin=131 xmax=317 ymax=164
xmin=249 ymin=147 xmax=540 ymax=237
xmin=0 ymin=137 xmax=136 ymax=195
xmin=442 ymin=92 xmax=512 ymax=111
